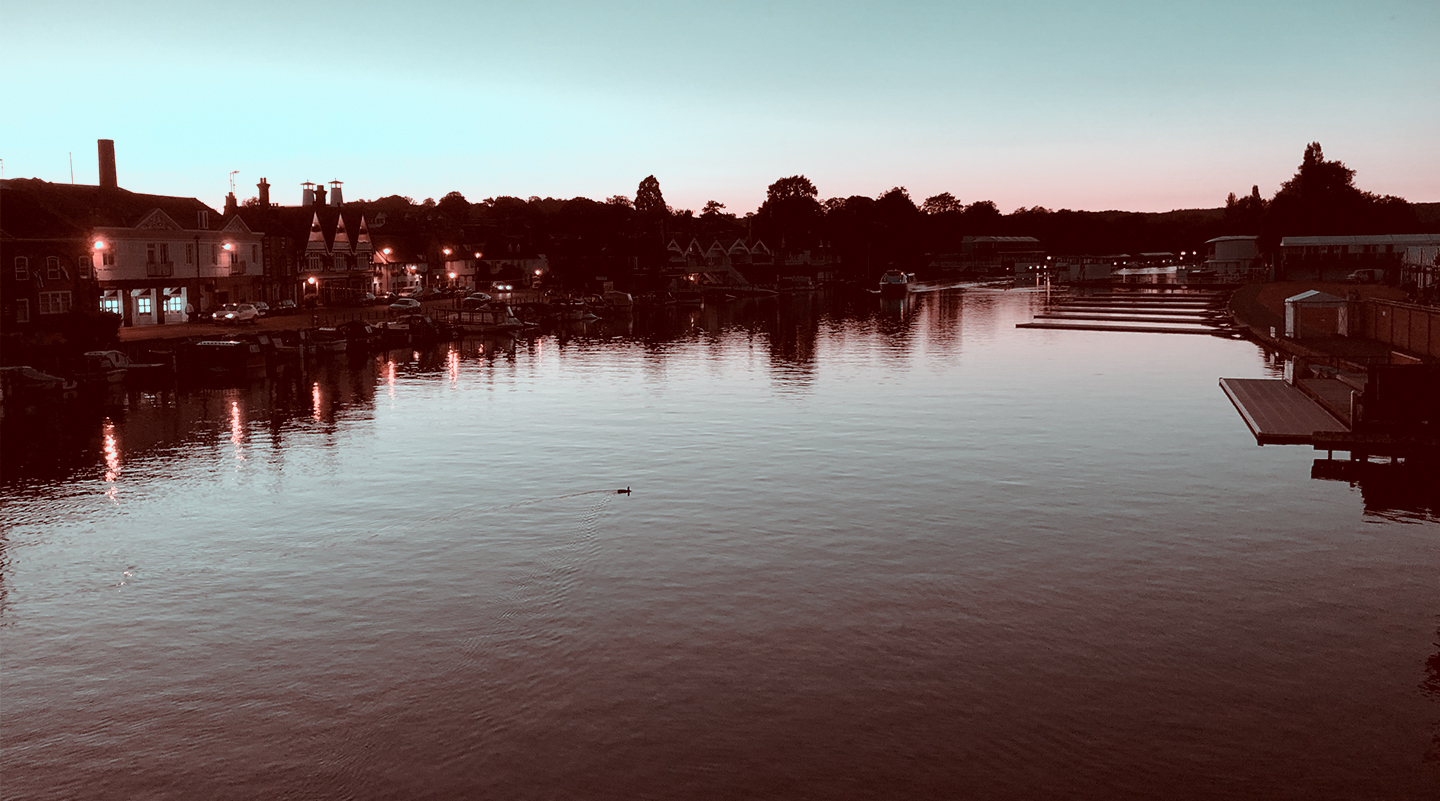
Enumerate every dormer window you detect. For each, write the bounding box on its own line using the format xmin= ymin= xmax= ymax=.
xmin=197 ymin=210 xmax=209 ymax=229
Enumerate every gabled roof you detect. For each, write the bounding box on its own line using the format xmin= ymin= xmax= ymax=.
xmin=0 ymin=177 xmax=220 ymax=239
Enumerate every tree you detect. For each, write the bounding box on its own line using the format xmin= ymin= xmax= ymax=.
xmin=605 ymin=195 xmax=634 ymax=209
xmin=766 ymin=175 xmax=818 ymax=202
xmin=1264 ymin=141 xmax=1417 ymax=240
xmin=635 ymin=175 xmax=666 ymax=217
xmin=921 ymin=192 xmax=963 ymax=215
xmin=701 ymin=200 xmax=727 ymax=218
xmin=437 ymin=191 xmax=469 ymax=222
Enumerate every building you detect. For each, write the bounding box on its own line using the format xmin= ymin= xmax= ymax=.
xmin=1278 ymin=234 xmax=1440 ymax=282
xmin=960 ymin=236 xmax=1045 ymax=276
xmin=1 ymin=141 xmax=262 ymax=328
xmin=236 ymin=180 xmax=375 ymax=304
xmin=1203 ymin=236 xmax=1262 ymax=278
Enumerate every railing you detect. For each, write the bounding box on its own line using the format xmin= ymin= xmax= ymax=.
xmin=229 ymin=260 xmax=248 ymax=276
xmin=146 ymin=261 xmax=175 ymax=277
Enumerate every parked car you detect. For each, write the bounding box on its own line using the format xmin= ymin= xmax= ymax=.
xmin=489 ymin=281 xmax=515 ymax=292
xmin=219 ymin=303 xmax=261 ymax=324
xmin=375 ymin=292 xmax=398 ymax=304
xmin=274 ymin=299 xmax=298 ymax=315
xmin=389 ymin=297 xmax=422 ymax=313
xmin=253 ymin=301 xmax=271 ymax=317
xmin=1345 ymin=269 xmax=1384 ymax=283
xmin=208 ymin=304 xmax=238 ymax=322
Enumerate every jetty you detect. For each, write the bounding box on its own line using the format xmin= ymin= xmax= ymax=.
xmin=1017 ymin=290 xmax=1241 ymax=337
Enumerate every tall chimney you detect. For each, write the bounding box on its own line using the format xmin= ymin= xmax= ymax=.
xmin=329 ymin=180 xmax=344 ymax=206
xmin=302 ymin=181 xmax=315 ymax=207
xmin=224 ymin=192 xmax=238 ymax=215
xmin=314 ymin=184 xmax=327 ymax=206
xmin=98 ymin=139 xmax=117 ymax=189
xmin=257 ymin=178 xmax=270 ymax=208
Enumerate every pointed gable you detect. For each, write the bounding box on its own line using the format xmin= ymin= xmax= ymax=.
xmin=356 ymin=216 xmax=372 ymax=248
xmin=332 ymin=213 xmax=350 ymax=252
xmin=133 ymin=208 xmax=184 ymax=231
xmin=306 ymin=212 xmax=327 ymax=252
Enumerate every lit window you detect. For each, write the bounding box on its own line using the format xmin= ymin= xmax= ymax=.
xmin=46 ymin=257 xmax=62 ymax=280
xmin=136 ymin=296 xmax=152 ymax=315
xmin=39 ymin=291 xmax=73 ymax=315
xmin=14 ymin=256 xmax=28 ymax=280
xmin=100 ymin=295 xmax=121 ymax=315
xmin=164 ymin=295 xmax=184 ymax=313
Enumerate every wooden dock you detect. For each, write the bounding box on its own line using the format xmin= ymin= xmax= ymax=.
xmin=1018 ymin=290 xmax=1237 ymax=336
xmin=1219 ymin=378 xmax=1350 ymax=445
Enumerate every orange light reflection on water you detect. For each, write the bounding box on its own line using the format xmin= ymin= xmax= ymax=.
xmin=102 ymin=418 xmax=120 ymax=485
xmin=230 ymin=399 xmax=246 ymax=460
xmin=448 ymin=346 xmax=460 ymax=385
xmin=312 ymin=382 xmax=323 ymax=421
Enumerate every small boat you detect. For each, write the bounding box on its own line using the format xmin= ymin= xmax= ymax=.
xmin=182 ymin=338 xmax=267 ymax=376
xmin=878 ymin=270 xmax=915 ymax=297
xmin=80 ymin=350 xmax=131 ymax=384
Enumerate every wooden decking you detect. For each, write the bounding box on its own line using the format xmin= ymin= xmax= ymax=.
xmin=1219 ymin=378 xmax=1350 ymax=445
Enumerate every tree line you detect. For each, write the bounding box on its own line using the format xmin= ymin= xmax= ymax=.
xmin=270 ymin=143 xmax=1429 ymax=286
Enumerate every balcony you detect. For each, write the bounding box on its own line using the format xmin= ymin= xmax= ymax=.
xmin=146 ymin=261 xmax=175 ymax=277
xmin=229 ymin=260 xmax=248 ymax=276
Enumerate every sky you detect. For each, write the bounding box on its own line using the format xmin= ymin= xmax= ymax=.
xmin=3 ymin=0 xmax=1437 ymax=215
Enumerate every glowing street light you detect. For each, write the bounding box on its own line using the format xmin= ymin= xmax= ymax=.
xmin=93 ymin=240 xmax=107 ymax=250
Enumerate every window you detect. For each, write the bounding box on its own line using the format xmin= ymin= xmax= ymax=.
xmin=228 ymin=250 xmax=237 ymax=266
xmin=100 ymin=294 xmax=121 ymax=315
xmin=147 ymin=243 xmax=157 ymax=263
xmin=135 ymin=295 xmax=152 ymax=315
xmin=252 ymin=244 xmax=259 ymax=263
xmin=102 ymin=251 xmax=115 ymax=267
xmin=309 ymin=255 xmax=324 ymax=272
xmin=211 ymin=244 xmax=218 ymax=265
xmin=158 ymin=243 xmax=169 ymax=264
xmin=164 ymin=295 xmax=184 ymax=313
xmin=16 ymin=299 xmax=30 ymax=323
xmin=79 ymin=255 xmax=92 ymax=278
xmin=334 ymin=255 xmax=346 ymax=272
xmin=39 ymin=291 xmax=72 ymax=315
xmin=186 ymin=243 xmax=194 ymax=265
xmin=46 ymin=257 xmax=62 ymax=280
xmin=14 ymin=256 xmax=28 ymax=280
xmin=197 ymin=210 xmax=209 ymax=229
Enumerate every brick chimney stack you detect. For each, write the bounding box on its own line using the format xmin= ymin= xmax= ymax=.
xmin=98 ymin=139 xmax=117 ymax=189
xmin=257 ymin=178 xmax=270 ymax=208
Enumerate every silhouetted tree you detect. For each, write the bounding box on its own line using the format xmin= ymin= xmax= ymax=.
xmin=1263 ymin=141 xmax=1417 ymax=244
xmin=701 ymin=200 xmax=727 ymax=218
xmin=606 ymin=195 xmax=634 ymax=209
xmin=437 ymin=191 xmax=469 ymax=222
xmin=635 ymin=176 xmax=666 ymax=217
xmin=757 ymin=175 xmax=824 ymax=251
xmin=921 ymin=192 xmax=963 ymax=215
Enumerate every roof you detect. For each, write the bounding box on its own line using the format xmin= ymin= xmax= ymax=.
xmin=962 ymin=236 xmax=1041 ymax=243
xmin=1 ymin=177 xmax=219 ymax=239
xmin=1280 ymin=234 xmax=1440 ymax=247
xmin=1285 ymin=290 xmax=1345 ymax=304
xmin=1206 ymin=235 xmax=1259 ymax=243
xmin=234 ymin=203 xmax=371 ymax=250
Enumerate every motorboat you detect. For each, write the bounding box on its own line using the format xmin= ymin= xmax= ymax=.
xmin=878 ymin=270 xmax=915 ymax=297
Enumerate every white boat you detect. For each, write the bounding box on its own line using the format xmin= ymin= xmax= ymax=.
xmin=81 ymin=350 xmax=131 ymax=383
xmin=878 ymin=270 xmax=915 ymax=297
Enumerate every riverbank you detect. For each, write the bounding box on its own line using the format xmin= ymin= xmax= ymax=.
xmin=1226 ymin=281 xmax=1430 ymax=367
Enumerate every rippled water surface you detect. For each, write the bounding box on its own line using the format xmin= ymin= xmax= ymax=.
xmin=3 ymin=289 xmax=1438 ymax=799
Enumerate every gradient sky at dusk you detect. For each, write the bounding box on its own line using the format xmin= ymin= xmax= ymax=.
xmin=4 ymin=0 xmax=1436 ymax=214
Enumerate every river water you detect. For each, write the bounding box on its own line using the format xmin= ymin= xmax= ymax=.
xmin=3 ymin=288 xmax=1437 ymax=799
